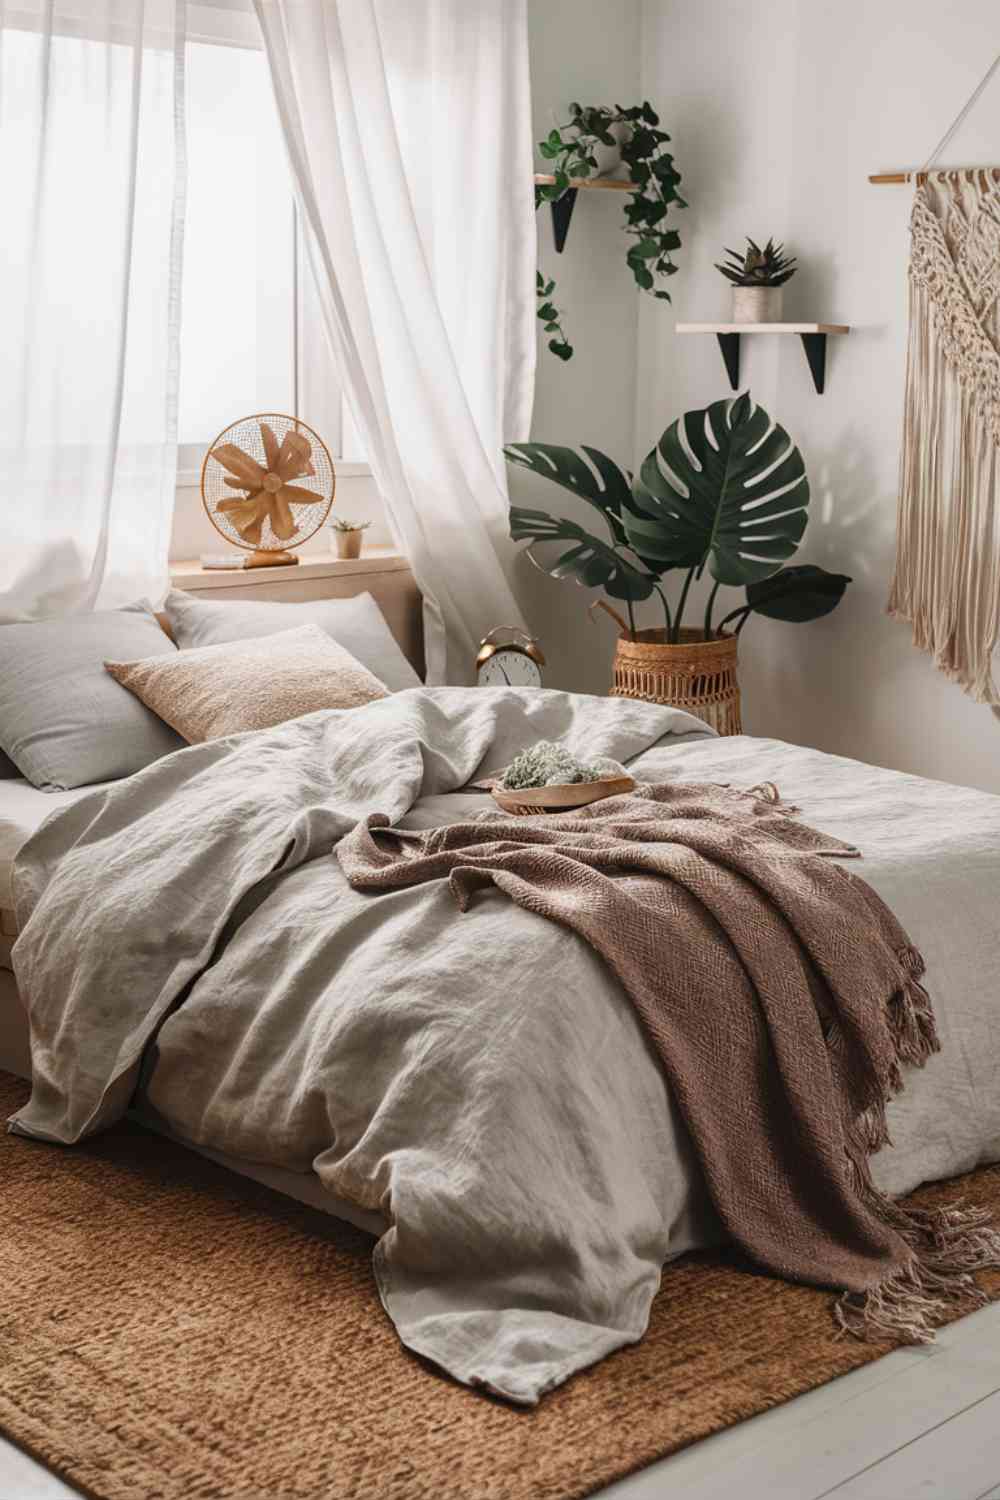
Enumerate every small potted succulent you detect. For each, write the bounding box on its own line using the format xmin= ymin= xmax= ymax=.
xmin=716 ymin=237 xmax=796 ymax=323
xmin=330 ymin=518 xmax=371 ymax=560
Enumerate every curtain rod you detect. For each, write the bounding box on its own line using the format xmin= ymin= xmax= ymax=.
xmin=870 ymin=167 xmax=1000 ymax=185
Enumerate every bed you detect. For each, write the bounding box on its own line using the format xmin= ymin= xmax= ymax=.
xmin=3 ymin=582 xmax=1000 ymax=1407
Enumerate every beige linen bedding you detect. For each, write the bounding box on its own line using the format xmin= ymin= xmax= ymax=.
xmin=7 ymin=688 xmax=1000 ymax=1403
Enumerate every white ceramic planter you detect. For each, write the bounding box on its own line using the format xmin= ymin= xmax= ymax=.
xmin=591 ymin=120 xmax=629 ymax=179
xmin=732 ymin=286 xmax=783 ymax=324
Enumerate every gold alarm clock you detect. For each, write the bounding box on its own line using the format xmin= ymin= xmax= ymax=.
xmin=475 ymin=627 xmax=545 ymax=687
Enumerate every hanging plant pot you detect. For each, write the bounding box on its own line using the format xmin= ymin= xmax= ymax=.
xmin=611 ymin=628 xmax=742 ymax=736
xmin=732 ymin=285 xmax=783 ymax=323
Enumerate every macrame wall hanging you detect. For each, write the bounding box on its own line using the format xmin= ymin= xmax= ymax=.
xmin=884 ymin=52 xmax=1000 ymax=704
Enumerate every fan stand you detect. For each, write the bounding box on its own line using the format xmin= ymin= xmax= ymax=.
xmin=245 ymin=550 xmax=300 ymax=569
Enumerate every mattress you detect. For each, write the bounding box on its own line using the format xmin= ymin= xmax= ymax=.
xmin=0 ymin=777 xmax=112 ymax=952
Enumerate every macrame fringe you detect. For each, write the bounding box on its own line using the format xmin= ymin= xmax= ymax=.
xmin=889 ymin=184 xmax=1000 ymax=706
xmin=836 ymin=943 xmax=1000 ymax=1343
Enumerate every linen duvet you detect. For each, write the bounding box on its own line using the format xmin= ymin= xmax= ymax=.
xmin=8 ymin=688 xmax=1000 ymax=1403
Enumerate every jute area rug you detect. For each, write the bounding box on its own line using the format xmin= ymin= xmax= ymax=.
xmin=3 ymin=1072 xmax=999 ymax=1500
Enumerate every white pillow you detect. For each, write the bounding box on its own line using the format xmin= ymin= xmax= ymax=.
xmin=163 ymin=589 xmax=421 ymax=692
xmin=0 ymin=603 xmax=183 ymax=791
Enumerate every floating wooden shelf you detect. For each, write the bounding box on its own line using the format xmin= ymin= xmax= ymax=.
xmin=676 ymin=323 xmax=851 ymax=394
xmin=534 ymin=174 xmax=634 ymax=191
xmin=534 ymin=173 xmax=635 ymax=253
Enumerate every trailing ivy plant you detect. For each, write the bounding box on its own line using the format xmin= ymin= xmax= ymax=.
xmin=504 ymin=392 xmax=851 ymax=641
xmin=536 ymin=271 xmax=573 ymax=361
xmin=535 ymin=101 xmax=685 ymax=360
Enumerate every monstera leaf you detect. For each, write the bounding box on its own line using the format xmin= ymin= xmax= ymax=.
xmin=725 ymin=564 xmax=852 ymax=628
xmin=505 ymin=441 xmax=673 ymax=574
xmin=623 ymin=392 xmax=810 ymax=586
xmin=504 ymin=442 xmax=634 ymax=546
xmin=509 ymin=506 xmax=655 ymax=602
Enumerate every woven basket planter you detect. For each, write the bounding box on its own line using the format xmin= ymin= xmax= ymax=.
xmin=611 ymin=627 xmax=742 ymax=736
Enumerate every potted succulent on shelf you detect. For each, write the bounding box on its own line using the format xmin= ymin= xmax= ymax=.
xmin=329 ymin=517 xmax=371 ymax=560
xmin=716 ymin=237 xmax=796 ymax=323
xmin=504 ymin=391 xmax=850 ymax=734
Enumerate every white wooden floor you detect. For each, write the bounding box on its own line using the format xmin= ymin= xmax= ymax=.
xmin=3 ymin=1299 xmax=1000 ymax=1499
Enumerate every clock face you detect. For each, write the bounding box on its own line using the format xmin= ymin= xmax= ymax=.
xmin=477 ymin=648 xmax=542 ymax=688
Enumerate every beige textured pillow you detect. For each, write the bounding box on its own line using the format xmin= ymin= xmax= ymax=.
xmin=105 ymin=623 xmax=388 ymax=743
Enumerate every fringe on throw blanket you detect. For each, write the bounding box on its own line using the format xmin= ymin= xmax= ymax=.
xmin=836 ymin=943 xmax=1000 ymax=1341
xmin=888 ymin=176 xmax=1000 ymax=704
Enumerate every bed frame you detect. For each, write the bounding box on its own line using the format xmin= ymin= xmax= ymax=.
xmin=0 ymin=968 xmax=29 ymax=1079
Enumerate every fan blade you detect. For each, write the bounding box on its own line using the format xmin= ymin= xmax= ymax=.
xmin=217 ymin=492 xmax=269 ymax=541
xmin=211 ymin=443 xmax=267 ymax=488
xmin=270 ymin=490 xmax=297 ymax=541
xmin=278 ymin=482 xmax=324 ymax=504
xmin=276 ymin=428 xmax=313 ymax=481
xmin=217 ymin=489 xmax=265 ymax=515
xmin=259 ymin=421 xmax=281 ymax=473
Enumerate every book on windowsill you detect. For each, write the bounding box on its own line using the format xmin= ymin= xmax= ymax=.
xmin=199 ymin=554 xmax=247 ymax=570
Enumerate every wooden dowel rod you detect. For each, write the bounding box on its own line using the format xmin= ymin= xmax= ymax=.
xmin=869 ymin=167 xmax=1000 ymax=185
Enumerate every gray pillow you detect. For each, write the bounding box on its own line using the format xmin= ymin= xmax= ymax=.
xmin=0 ymin=603 xmax=184 ymax=791
xmin=163 ymin=588 xmax=421 ymax=693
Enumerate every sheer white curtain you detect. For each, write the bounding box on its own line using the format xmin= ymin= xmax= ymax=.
xmin=0 ymin=0 xmax=186 ymax=621
xmin=254 ymin=0 xmax=536 ymax=683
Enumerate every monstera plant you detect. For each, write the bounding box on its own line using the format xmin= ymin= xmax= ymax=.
xmin=504 ymin=392 xmax=850 ymax=645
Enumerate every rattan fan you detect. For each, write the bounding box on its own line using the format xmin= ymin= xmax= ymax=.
xmin=202 ymin=413 xmax=336 ymax=568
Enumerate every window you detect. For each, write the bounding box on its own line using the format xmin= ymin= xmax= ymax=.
xmin=177 ymin=17 xmax=367 ymax=480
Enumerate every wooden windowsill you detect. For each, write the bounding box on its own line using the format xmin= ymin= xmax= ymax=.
xmin=169 ymin=546 xmax=408 ymax=590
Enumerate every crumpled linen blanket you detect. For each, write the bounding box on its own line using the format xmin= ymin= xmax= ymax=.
xmin=339 ymin=780 xmax=1000 ymax=1345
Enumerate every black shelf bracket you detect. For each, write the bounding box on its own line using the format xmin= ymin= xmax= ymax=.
xmin=799 ymin=332 xmax=828 ymax=394
xmin=550 ymin=188 xmax=578 ymax=254
xmin=712 ymin=330 xmax=832 ymax=394
xmin=716 ymin=332 xmax=741 ymax=390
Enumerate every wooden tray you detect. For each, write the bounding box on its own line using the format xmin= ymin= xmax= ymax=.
xmin=490 ymin=775 xmax=635 ymax=815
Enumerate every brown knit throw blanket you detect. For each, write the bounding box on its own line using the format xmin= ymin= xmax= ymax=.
xmin=338 ymin=781 xmax=1000 ymax=1343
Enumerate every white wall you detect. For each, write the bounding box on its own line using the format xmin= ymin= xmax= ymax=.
xmin=637 ymin=0 xmax=1000 ymax=792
